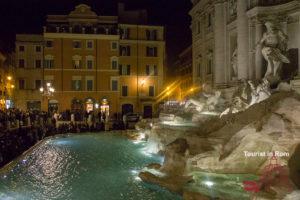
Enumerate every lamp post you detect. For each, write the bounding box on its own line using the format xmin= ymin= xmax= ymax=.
xmin=40 ymin=82 xmax=55 ymax=112
xmin=2 ymin=75 xmax=15 ymax=109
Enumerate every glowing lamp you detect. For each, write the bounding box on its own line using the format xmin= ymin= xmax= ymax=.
xmin=7 ymin=76 xmax=12 ymax=81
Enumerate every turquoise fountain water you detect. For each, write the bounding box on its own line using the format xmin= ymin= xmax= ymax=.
xmin=0 ymin=133 xmax=181 ymax=200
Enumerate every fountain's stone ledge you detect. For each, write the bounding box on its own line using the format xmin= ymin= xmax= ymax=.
xmin=137 ymin=91 xmax=300 ymax=199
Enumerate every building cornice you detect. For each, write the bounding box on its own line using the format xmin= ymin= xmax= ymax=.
xmin=44 ymin=33 xmax=119 ymax=40
xmin=247 ymin=0 xmax=300 ymax=19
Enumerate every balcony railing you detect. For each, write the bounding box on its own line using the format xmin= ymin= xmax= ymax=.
xmin=44 ymin=25 xmax=119 ymax=35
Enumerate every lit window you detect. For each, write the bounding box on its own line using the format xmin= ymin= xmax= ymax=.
xmin=119 ymin=65 xmax=130 ymax=75
xmin=72 ymin=80 xmax=82 ymax=91
xmin=146 ymin=65 xmax=158 ymax=76
xmin=72 ymin=55 xmax=82 ymax=69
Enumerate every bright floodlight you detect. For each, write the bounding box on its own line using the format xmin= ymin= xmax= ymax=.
xmin=7 ymin=76 xmax=12 ymax=81
xmin=46 ymin=82 xmax=51 ymax=87
xmin=204 ymin=181 xmax=214 ymax=187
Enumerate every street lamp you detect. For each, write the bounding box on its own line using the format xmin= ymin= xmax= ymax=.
xmin=40 ymin=82 xmax=55 ymax=112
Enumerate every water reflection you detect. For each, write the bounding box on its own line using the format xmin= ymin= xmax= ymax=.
xmin=0 ymin=134 xmax=181 ymax=200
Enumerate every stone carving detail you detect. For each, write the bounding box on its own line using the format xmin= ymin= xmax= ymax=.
xmin=259 ymin=21 xmax=290 ymax=78
xmin=231 ymin=48 xmax=238 ymax=78
xmin=229 ymin=0 xmax=237 ymax=17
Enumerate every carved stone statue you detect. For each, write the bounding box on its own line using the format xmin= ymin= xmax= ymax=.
xmin=231 ymin=48 xmax=238 ymax=78
xmin=259 ymin=21 xmax=290 ymax=78
xmin=184 ymin=90 xmax=222 ymax=113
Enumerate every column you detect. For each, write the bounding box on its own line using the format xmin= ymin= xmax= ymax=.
xmin=255 ymin=19 xmax=263 ymax=79
xmin=214 ymin=2 xmax=226 ymax=86
xmin=298 ymin=16 xmax=300 ymax=76
xmin=237 ymin=0 xmax=249 ymax=80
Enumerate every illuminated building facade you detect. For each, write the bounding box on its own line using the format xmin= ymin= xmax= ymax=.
xmin=190 ymin=0 xmax=300 ymax=92
xmin=15 ymin=4 xmax=166 ymax=117
xmin=14 ymin=34 xmax=44 ymax=110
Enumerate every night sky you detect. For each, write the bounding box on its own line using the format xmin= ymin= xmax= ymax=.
xmin=0 ymin=0 xmax=192 ymax=72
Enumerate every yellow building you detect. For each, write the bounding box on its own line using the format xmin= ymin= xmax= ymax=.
xmin=14 ymin=34 xmax=44 ymax=110
xmin=15 ymin=4 xmax=165 ymax=118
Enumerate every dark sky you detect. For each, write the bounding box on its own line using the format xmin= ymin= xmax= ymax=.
xmin=0 ymin=0 xmax=192 ymax=69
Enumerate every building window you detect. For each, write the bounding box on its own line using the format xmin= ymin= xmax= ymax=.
xmin=86 ymin=60 xmax=93 ymax=69
xmin=45 ymin=40 xmax=53 ymax=48
xmin=73 ymin=40 xmax=82 ymax=49
xmin=119 ymin=65 xmax=131 ymax=75
xmin=146 ymin=65 xmax=158 ymax=76
xmin=111 ymin=57 xmax=118 ymax=70
xmin=120 ymin=28 xmax=130 ymax=39
xmin=19 ymin=79 xmax=25 ymax=90
xmin=149 ymin=86 xmax=155 ymax=97
xmin=72 ymin=80 xmax=82 ymax=91
xmin=73 ymin=55 xmax=82 ymax=69
xmin=111 ymin=79 xmax=118 ymax=91
xmin=19 ymin=46 xmax=25 ymax=52
xmin=86 ymin=40 xmax=94 ymax=49
xmin=35 ymin=80 xmax=42 ymax=90
xmin=86 ymin=80 xmax=93 ymax=91
xmin=36 ymin=46 xmax=42 ymax=52
xmin=19 ymin=59 xmax=25 ymax=68
xmin=44 ymin=55 xmax=54 ymax=68
xmin=111 ymin=41 xmax=118 ymax=50
xmin=86 ymin=56 xmax=94 ymax=69
xmin=146 ymin=30 xmax=158 ymax=40
xmin=146 ymin=47 xmax=158 ymax=57
xmin=122 ymin=85 xmax=128 ymax=96
xmin=35 ymin=60 xmax=42 ymax=68
xmin=120 ymin=45 xmax=131 ymax=56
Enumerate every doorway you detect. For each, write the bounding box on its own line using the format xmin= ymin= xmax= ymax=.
xmin=143 ymin=105 xmax=153 ymax=118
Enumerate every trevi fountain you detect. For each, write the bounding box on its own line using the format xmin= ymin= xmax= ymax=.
xmin=0 ymin=21 xmax=300 ymax=200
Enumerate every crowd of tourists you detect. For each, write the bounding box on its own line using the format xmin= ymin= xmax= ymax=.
xmin=0 ymin=108 xmax=137 ymax=167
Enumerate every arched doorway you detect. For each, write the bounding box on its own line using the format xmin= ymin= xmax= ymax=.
xmin=122 ymin=104 xmax=133 ymax=115
xmin=85 ymin=98 xmax=95 ymax=113
xmin=48 ymin=99 xmax=59 ymax=113
xmin=100 ymin=98 xmax=110 ymax=118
